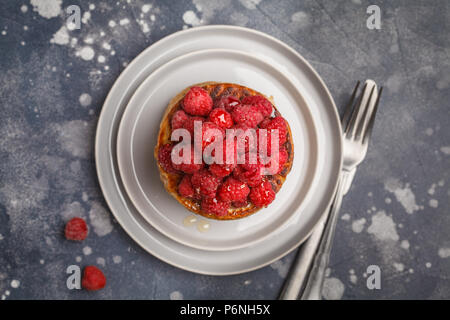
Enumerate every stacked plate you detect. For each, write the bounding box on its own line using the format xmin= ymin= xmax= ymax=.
xmin=95 ymin=26 xmax=342 ymax=275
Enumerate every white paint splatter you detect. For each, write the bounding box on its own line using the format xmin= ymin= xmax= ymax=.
xmin=119 ymin=18 xmax=130 ymax=26
xmin=270 ymin=259 xmax=290 ymax=278
xmin=21 ymin=5 xmax=28 ymax=13
xmin=79 ymin=93 xmax=92 ymax=107
xmin=400 ymin=240 xmax=410 ymax=250
xmin=438 ymin=247 xmax=450 ymax=258
xmin=440 ymin=146 xmax=450 ymax=155
xmin=351 ymin=218 xmax=366 ymax=233
xmin=393 ymin=262 xmax=404 ymax=272
xmin=183 ymin=10 xmax=202 ymax=26
xmin=142 ymin=4 xmax=152 ymax=13
xmin=113 ymin=255 xmax=122 ymax=264
xmin=50 ymin=26 xmax=69 ymax=45
xmin=349 ymin=274 xmax=358 ymax=284
xmin=425 ymin=262 xmax=432 ymax=268
xmin=384 ymin=178 xmax=420 ymax=214
xmin=239 ymin=0 xmax=262 ymax=9
xmin=75 ymin=256 xmax=82 ymax=262
xmin=367 ymin=211 xmax=399 ymax=241
xmin=76 ymin=46 xmax=95 ymax=61
xmin=108 ymin=20 xmax=116 ymax=28
xmin=83 ymin=246 xmax=92 ymax=256
xmin=429 ymin=199 xmax=438 ymax=208
xmin=96 ymin=257 xmax=106 ymax=267
xmin=89 ymin=201 xmax=113 ymax=237
xmin=341 ymin=213 xmax=350 ymax=221
xmin=30 ymin=0 xmax=62 ymax=19
xmin=98 ymin=55 xmax=106 ymax=63
xmin=10 ymin=280 xmax=20 ymax=288
xmin=82 ymin=11 xmax=91 ymax=24
xmin=322 ymin=277 xmax=345 ymax=300
xmin=244 ymin=280 xmax=251 ymax=285
xmin=170 ymin=291 xmax=184 ymax=300
xmin=425 ymin=128 xmax=434 ymax=136
xmin=54 ymin=120 xmax=93 ymax=159
xmin=291 ymin=11 xmax=311 ymax=28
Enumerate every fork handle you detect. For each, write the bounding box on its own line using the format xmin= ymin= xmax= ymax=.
xmin=299 ymin=171 xmax=349 ymax=300
xmin=278 ymin=172 xmax=348 ymax=300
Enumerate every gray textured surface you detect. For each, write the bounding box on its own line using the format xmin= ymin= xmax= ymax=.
xmin=0 ymin=0 xmax=449 ymax=300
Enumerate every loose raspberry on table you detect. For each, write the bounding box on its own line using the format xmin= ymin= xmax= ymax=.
xmin=178 ymin=175 xmax=195 ymax=198
xmin=214 ymin=95 xmax=240 ymax=112
xmin=182 ymin=86 xmax=213 ymax=116
xmin=259 ymin=116 xmax=288 ymax=145
xmin=65 ymin=217 xmax=88 ymax=241
xmin=182 ymin=116 xmax=205 ymax=136
xmin=82 ymin=266 xmax=106 ymax=291
xmin=171 ymin=110 xmax=189 ymax=130
xmin=241 ymin=95 xmax=273 ymax=118
xmin=249 ymin=180 xmax=276 ymax=207
xmin=172 ymin=146 xmax=204 ymax=174
xmin=191 ymin=169 xmax=221 ymax=198
xmin=158 ymin=144 xmax=178 ymax=173
xmin=232 ymin=105 xmax=264 ymax=128
xmin=208 ymin=108 xmax=233 ymax=129
xmin=201 ymin=197 xmax=230 ymax=216
xmin=218 ymin=177 xmax=250 ymax=202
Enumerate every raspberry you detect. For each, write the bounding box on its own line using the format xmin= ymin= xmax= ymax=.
xmin=218 ymin=177 xmax=250 ymax=202
xmin=182 ymin=116 xmax=205 ymax=136
xmin=214 ymin=95 xmax=241 ymax=112
xmin=172 ymin=146 xmax=204 ymax=174
xmin=232 ymin=199 xmax=248 ymax=208
xmin=171 ymin=110 xmax=189 ymax=130
xmin=158 ymin=144 xmax=178 ymax=173
xmin=191 ymin=169 xmax=221 ymax=198
xmin=82 ymin=266 xmax=106 ymax=291
xmin=209 ymin=163 xmax=234 ymax=178
xmin=249 ymin=180 xmax=276 ymax=207
xmin=178 ymin=175 xmax=195 ymax=198
xmin=232 ymin=124 xmax=258 ymax=155
xmin=233 ymin=164 xmax=263 ymax=187
xmin=259 ymin=116 xmax=287 ymax=145
xmin=182 ymin=87 xmax=213 ymax=116
xmin=241 ymin=95 xmax=273 ymax=118
xmin=64 ymin=217 xmax=88 ymax=241
xmin=201 ymin=197 xmax=230 ymax=216
xmin=264 ymin=146 xmax=288 ymax=174
xmin=208 ymin=108 xmax=233 ymax=129
xmin=201 ymin=121 xmax=225 ymax=150
xmin=232 ymin=105 xmax=264 ymax=128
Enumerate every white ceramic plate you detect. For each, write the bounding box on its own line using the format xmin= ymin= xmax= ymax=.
xmin=95 ymin=25 xmax=342 ymax=275
xmin=116 ymin=49 xmax=319 ymax=251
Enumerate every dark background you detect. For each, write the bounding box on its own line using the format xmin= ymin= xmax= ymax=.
xmin=0 ymin=0 xmax=449 ymax=299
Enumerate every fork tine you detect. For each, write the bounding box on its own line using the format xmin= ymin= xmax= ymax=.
xmin=341 ymin=81 xmax=360 ymax=130
xmin=355 ymin=85 xmax=376 ymax=140
xmin=345 ymin=82 xmax=367 ymax=135
xmin=363 ymin=87 xmax=383 ymax=144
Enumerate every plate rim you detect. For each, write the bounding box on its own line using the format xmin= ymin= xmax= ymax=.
xmin=116 ymin=47 xmax=321 ymax=251
xmin=95 ymin=25 xmax=343 ymax=275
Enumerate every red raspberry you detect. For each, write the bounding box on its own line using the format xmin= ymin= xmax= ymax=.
xmin=158 ymin=144 xmax=178 ymax=173
xmin=232 ymin=124 xmax=258 ymax=155
xmin=218 ymin=177 xmax=250 ymax=202
xmin=172 ymin=146 xmax=204 ymax=174
xmin=178 ymin=175 xmax=195 ymax=198
xmin=209 ymin=163 xmax=234 ymax=178
xmin=259 ymin=118 xmax=271 ymax=128
xmin=208 ymin=108 xmax=233 ymax=129
xmin=233 ymin=164 xmax=263 ymax=187
xmin=171 ymin=110 xmax=189 ymax=130
xmin=249 ymin=180 xmax=276 ymax=207
xmin=232 ymin=199 xmax=248 ymax=208
xmin=201 ymin=197 xmax=230 ymax=216
xmin=191 ymin=169 xmax=221 ymax=198
xmin=264 ymin=146 xmax=288 ymax=175
xmin=241 ymin=95 xmax=273 ymax=118
xmin=65 ymin=217 xmax=88 ymax=241
xmin=182 ymin=116 xmax=205 ymax=136
xmin=232 ymin=105 xmax=264 ymax=128
xmin=259 ymin=116 xmax=287 ymax=145
xmin=201 ymin=121 xmax=225 ymax=150
xmin=214 ymin=95 xmax=241 ymax=112
xmin=182 ymin=87 xmax=213 ymax=116
xmin=82 ymin=266 xmax=106 ymax=291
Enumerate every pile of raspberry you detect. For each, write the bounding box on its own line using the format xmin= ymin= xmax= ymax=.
xmin=158 ymin=86 xmax=289 ymax=217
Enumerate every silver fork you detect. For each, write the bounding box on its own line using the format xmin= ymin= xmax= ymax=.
xmin=279 ymin=80 xmax=383 ymax=300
